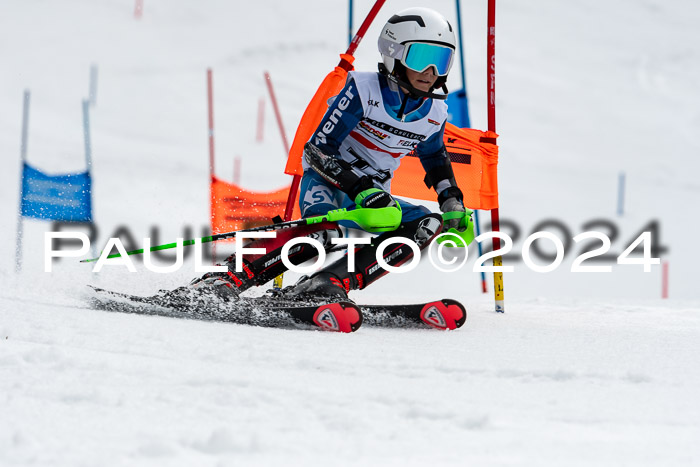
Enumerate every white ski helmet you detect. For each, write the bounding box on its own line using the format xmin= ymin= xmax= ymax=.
xmin=378 ymin=7 xmax=456 ymax=88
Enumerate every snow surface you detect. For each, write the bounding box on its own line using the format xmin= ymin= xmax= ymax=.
xmin=1 ymin=0 xmax=700 ymax=465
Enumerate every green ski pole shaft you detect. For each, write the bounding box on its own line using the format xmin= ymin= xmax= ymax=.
xmin=79 ymin=217 xmax=317 ymax=263
xmin=79 ymin=206 xmax=401 ymax=263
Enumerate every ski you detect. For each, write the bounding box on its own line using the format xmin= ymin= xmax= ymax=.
xmin=359 ymin=299 xmax=466 ymax=330
xmin=87 ymin=286 xmax=363 ymax=333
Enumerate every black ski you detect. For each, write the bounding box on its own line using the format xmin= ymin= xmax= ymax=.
xmin=359 ymin=299 xmax=466 ymax=330
xmin=87 ymin=286 xmax=363 ymax=333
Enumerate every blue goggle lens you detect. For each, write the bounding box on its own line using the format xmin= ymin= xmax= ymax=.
xmin=403 ymin=43 xmax=453 ymax=76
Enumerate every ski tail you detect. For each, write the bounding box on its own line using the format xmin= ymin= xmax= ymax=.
xmin=87 ymin=285 xmax=362 ymax=333
xmin=417 ymin=299 xmax=466 ymax=330
xmin=360 ymin=299 xmax=466 ymax=330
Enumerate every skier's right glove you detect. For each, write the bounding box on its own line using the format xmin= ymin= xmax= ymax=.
xmin=354 ymin=188 xmax=398 ymax=210
xmin=351 ymin=187 xmax=402 ymax=232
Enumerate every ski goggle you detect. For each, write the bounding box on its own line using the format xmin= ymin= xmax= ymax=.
xmin=401 ymin=42 xmax=454 ymax=76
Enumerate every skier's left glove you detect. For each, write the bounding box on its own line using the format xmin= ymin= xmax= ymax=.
xmin=438 ymin=187 xmax=475 ymax=247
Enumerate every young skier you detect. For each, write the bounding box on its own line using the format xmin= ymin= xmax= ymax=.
xmin=192 ymin=7 xmax=474 ymax=301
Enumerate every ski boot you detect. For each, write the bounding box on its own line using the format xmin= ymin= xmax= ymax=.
xmin=188 ymin=222 xmax=342 ymax=299
xmin=273 ymin=213 xmax=444 ymax=300
xmin=272 ymin=272 xmax=350 ymax=302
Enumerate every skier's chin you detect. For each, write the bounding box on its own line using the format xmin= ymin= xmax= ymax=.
xmin=413 ymin=81 xmax=434 ymax=93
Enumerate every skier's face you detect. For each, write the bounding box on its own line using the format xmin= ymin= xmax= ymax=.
xmin=405 ymin=67 xmax=438 ymax=93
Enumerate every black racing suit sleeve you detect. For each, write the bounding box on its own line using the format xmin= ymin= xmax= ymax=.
xmin=304 ymin=76 xmax=372 ymax=200
xmin=416 ymin=122 xmax=463 ymax=201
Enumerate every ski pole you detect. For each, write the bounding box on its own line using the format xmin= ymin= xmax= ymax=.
xmin=79 ymin=206 xmax=401 ymax=263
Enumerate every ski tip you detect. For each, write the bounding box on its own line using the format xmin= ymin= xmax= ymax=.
xmin=420 ymin=299 xmax=467 ymax=330
xmin=313 ymin=302 xmax=363 ymax=333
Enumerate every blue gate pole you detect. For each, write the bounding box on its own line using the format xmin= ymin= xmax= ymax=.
xmin=455 ymin=0 xmax=486 ymax=292
xmin=82 ymin=98 xmax=98 ymax=261
xmin=348 ymin=0 xmax=354 ymax=47
xmin=455 ymin=0 xmax=471 ymax=128
xmin=82 ymin=99 xmax=93 ymax=170
xmin=617 ymin=171 xmax=625 ymax=217
xmin=15 ymin=90 xmax=31 ymax=273
xmin=89 ymin=64 xmax=98 ymax=107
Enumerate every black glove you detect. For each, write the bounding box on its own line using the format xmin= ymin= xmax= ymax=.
xmin=354 ymin=188 xmax=398 ymax=209
xmin=438 ymin=187 xmax=466 ymax=230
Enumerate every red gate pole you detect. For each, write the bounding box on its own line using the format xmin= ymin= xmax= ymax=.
xmin=207 ymin=68 xmax=217 ymax=261
xmin=256 ymin=97 xmax=265 ymax=143
xmin=264 ymin=72 xmax=291 ymax=156
xmin=265 ymin=71 xmax=295 ymax=289
xmin=264 ymin=71 xmax=296 ymax=225
xmin=207 ymin=69 xmax=215 ymax=180
xmin=134 ymin=0 xmax=143 ymax=19
xmin=662 ymin=261 xmax=669 ymax=298
xmin=281 ymin=0 xmax=387 ymax=225
xmin=487 ymin=0 xmax=505 ymax=313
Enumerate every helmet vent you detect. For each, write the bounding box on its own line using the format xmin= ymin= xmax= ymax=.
xmin=388 ymin=14 xmax=426 ymax=27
